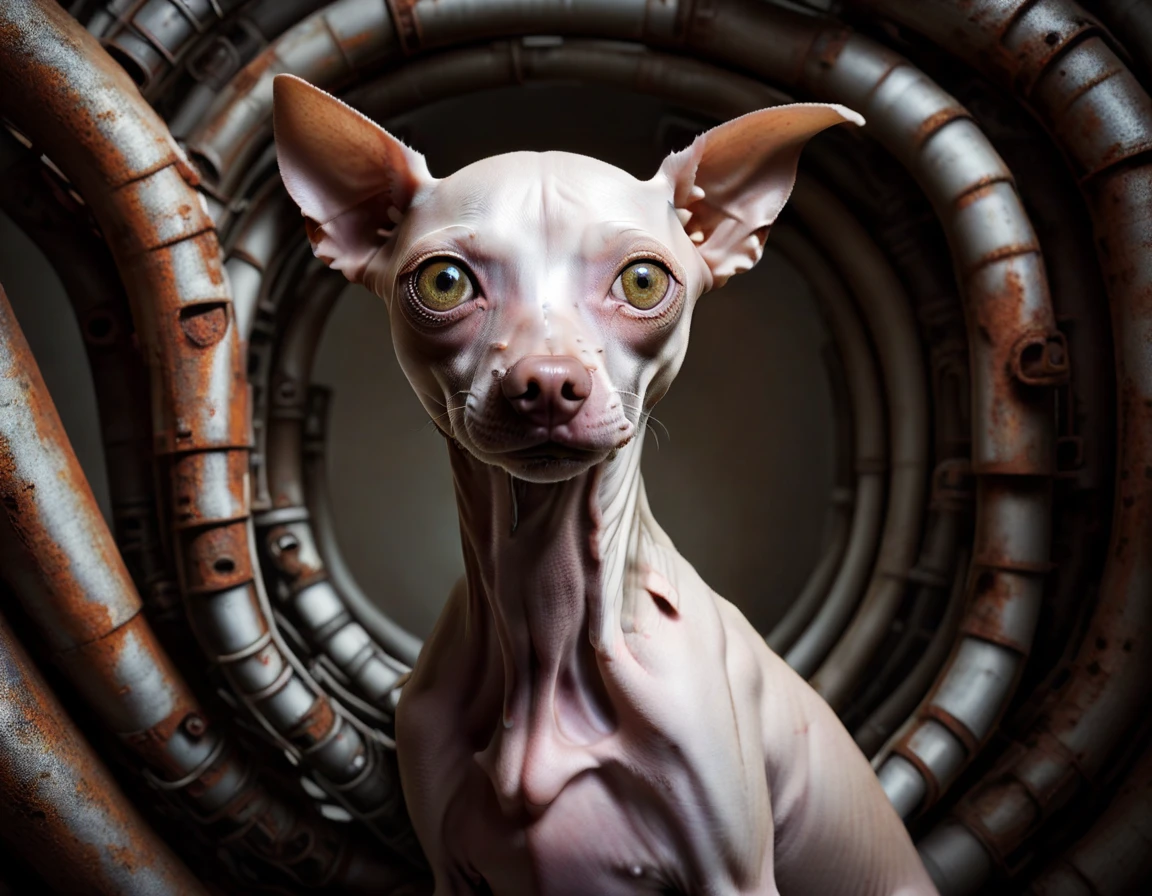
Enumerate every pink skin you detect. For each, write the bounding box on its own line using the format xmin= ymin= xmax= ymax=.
xmin=274 ymin=74 xmax=939 ymax=896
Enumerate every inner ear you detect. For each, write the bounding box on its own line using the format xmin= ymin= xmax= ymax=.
xmin=272 ymin=74 xmax=435 ymax=287
xmin=656 ymin=103 xmax=863 ymax=289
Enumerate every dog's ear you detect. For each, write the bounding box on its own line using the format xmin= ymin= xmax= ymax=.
xmin=656 ymin=104 xmax=863 ymax=289
xmin=273 ymin=74 xmax=434 ymax=285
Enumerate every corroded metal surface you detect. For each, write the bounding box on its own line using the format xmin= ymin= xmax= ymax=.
xmin=0 ymin=0 xmax=415 ymax=870
xmin=0 ymin=603 xmax=203 ymax=896
xmin=0 ymin=281 xmax=397 ymax=891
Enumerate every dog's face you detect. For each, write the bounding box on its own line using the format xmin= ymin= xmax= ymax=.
xmin=273 ymin=76 xmax=860 ymax=482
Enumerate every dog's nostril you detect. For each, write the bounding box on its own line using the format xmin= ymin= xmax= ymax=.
xmin=560 ymin=382 xmax=581 ymax=402
xmin=520 ymin=381 xmax=541 ymax=402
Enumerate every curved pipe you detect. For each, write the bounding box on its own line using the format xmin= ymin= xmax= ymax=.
xmin=857 ymin=546 xmax=972 ymax=759
xmin=766 ymin=225 xmax=888 ymax=667
xmin=855 ymin=0 xmax=1152 ymax=889
xmin=228 ymin=187 xmax=421 ymax=689
xmin=167 ymin=0 xmax=344 ymax=138
xmin=1027 ymin=741 xmax=1152 ymax=894
xmin=86 ymin=0 xmax=240 ymax=93
xmin=184 ymin=0 xmax=398 ymax=202
xmin=0 ymin=604 xmax=203 ymax=896
xmin=0 ymin=279 xmax=394 ymax=891
xmin=262 ymin=263 xmax=413 ymax=706
xmin=765 ymin=344 xmax=856 ymax=654
xmin=797 ymin=120 xmax=974 ymax=737
xmin=772 ymin=21 xmax=1057 ymax=816
xmin=1089 ymin=0 xmax=1152 ymax=83
xmin=303 ymin=385 xmax=425 ymax=669
xmin=0 ymin=0 xmax=410 ymax=850
xmin=0 ymin=128 xmax=172 ymax=617
xmin=784 ymin=177 xmax=927 ymax=691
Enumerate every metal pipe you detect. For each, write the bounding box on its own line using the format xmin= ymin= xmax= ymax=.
xmin=226 ymin=180 xmax=422 ymax=694
xmin=0 ymin=278 xmax=397 ymax=890
xmin=1087 ymin=0 xmax=1152 ymax=84
xmin=856 ymin=547 xmax=972 ymax=759
xmin=798 ymin=120 xmax=974 ymax=734
xmin=0 ymin=0 xmax=410 ymax=848
xmin=766 ymin=225 xmax=888 ymax=666
xmin=784 ymin=177 xmax=927 ymax=690
xmin=0 ymin=601 xmax=204 ymax=895
xmin=769 ymin=19 xmax=1058 ymax=813
xmin=953 ymin=68 xmax=1115 ymax=719
xmin=166 ymin=0 xmax=341 ymax=138
xmin=1026 ymin=742 xmax=1152 ymax=895
xmin=261 ymin=262 xmax=411 ymax=711
xmin=765 ymin=346 xmax=855 ymax=654
xmin=854 ymin=0 xmax=1152 ymax=888
xmin=92 ymin=0 xmax=241 ymax=93
xmin=0 ymin=128 xmax=178 ymax=626
xmin=303 ymin=385 xmax=425 ymax=668
xmin=184 ymin=0 xmax=398 ymax=200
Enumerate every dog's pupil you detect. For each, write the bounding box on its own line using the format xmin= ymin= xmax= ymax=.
xmin=635 ymin=268 xmax=651 ymax=289
xmin=436 ymin=267 xmax=460 ymax=292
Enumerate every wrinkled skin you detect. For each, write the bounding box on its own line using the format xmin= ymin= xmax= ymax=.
xmin=273 ymin=75 xmax=939 ymax=896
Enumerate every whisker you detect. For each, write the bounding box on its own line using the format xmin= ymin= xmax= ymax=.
xmin=644 ymin=419 xmax=661 ymax=450
xmin=645 ymin=413 xmax=671 ymax=444
xmin=418 ymin=400 xmax=466 ymax=434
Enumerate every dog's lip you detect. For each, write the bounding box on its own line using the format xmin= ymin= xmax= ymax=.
xmin=501 ymin=441 xmax=599 ymax=461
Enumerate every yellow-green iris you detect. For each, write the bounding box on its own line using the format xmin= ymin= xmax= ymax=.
xmin=620 ymin=261 xmax=669 ymax=310
xmin=415 ymin=259 xmax=473 ymax=311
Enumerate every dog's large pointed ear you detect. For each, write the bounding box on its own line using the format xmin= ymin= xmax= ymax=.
xmin=655 ymin=104 xmax=863 ymax=289
xmin=272 ymin=74 xmax=434 ymax=285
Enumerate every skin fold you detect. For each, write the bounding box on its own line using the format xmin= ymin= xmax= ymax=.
xmin=272 ymin=74 xmax=939 ymax=896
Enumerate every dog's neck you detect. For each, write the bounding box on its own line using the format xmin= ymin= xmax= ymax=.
xmin=447 ymin=437 xmax=661 ymax=810
xmin=448 ymin=436 xmax=650 ymax=674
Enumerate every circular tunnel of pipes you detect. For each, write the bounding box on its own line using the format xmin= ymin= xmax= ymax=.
xmin=0 ymin=0 xmax=1150 ymax=893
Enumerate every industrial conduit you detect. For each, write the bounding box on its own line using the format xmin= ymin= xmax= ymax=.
xmin=0 ymin=0 xmax=414 ymax=857
xmin=0 ymin=269 xmax=393 ymax=891
xmin=0 ymin=286 xmax=204 ymax=896
xmin=856 ymin=0 xmax=1152 ymax=889
xmin=263 ymin=262 xmax=412 ymax=714
xmin=784 ymin=176 xmax=928 ymax=688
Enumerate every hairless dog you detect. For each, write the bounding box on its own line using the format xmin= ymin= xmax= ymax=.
xmin=273 ymin=74 xmax=939 ymax=896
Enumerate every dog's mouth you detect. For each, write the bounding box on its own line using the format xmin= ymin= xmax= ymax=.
xmin=502 ymin=441 xmax=598 ymax=463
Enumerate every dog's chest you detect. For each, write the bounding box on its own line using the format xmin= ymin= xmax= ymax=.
xmin=445 ymin=759 xmax=691 ymax=895
xmin=403 ymin=618 xmax=773 ymax=896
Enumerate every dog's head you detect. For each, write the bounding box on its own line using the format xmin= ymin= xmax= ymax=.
xmin=273 ymin=75 xmax=861 ymax=483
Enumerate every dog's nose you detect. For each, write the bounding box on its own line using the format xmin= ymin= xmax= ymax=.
xmin=501 ymin=355 xmax=592 ymax=427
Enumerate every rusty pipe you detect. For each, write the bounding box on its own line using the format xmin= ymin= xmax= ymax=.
xmin=0 ymin=128 xmax=177 ymax=624
xmin=0 ymin=601 xmax=204 ymax=895
xmin=853 ymin=0 xmax=1152 ymax=889
xmin=262 ymin=261 xmax=411 ymax=712
xmin=784 ymin=176 xmax=928 ymax=692
xmin=87 ymin=0 xmax=239 ymax=93
xmin=1026 ymin=741 xmax=1152 ymax=894
xmin=0 ymin=0 xmax=409 ymax=847
xmin=0 ymin=278 xmax=399 ymax=890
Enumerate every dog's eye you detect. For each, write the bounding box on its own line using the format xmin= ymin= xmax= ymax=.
xmin=617 ymin=261 xmax=670 ymax=310
xmin=414 ymin=259 xmax=474 ymax=311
